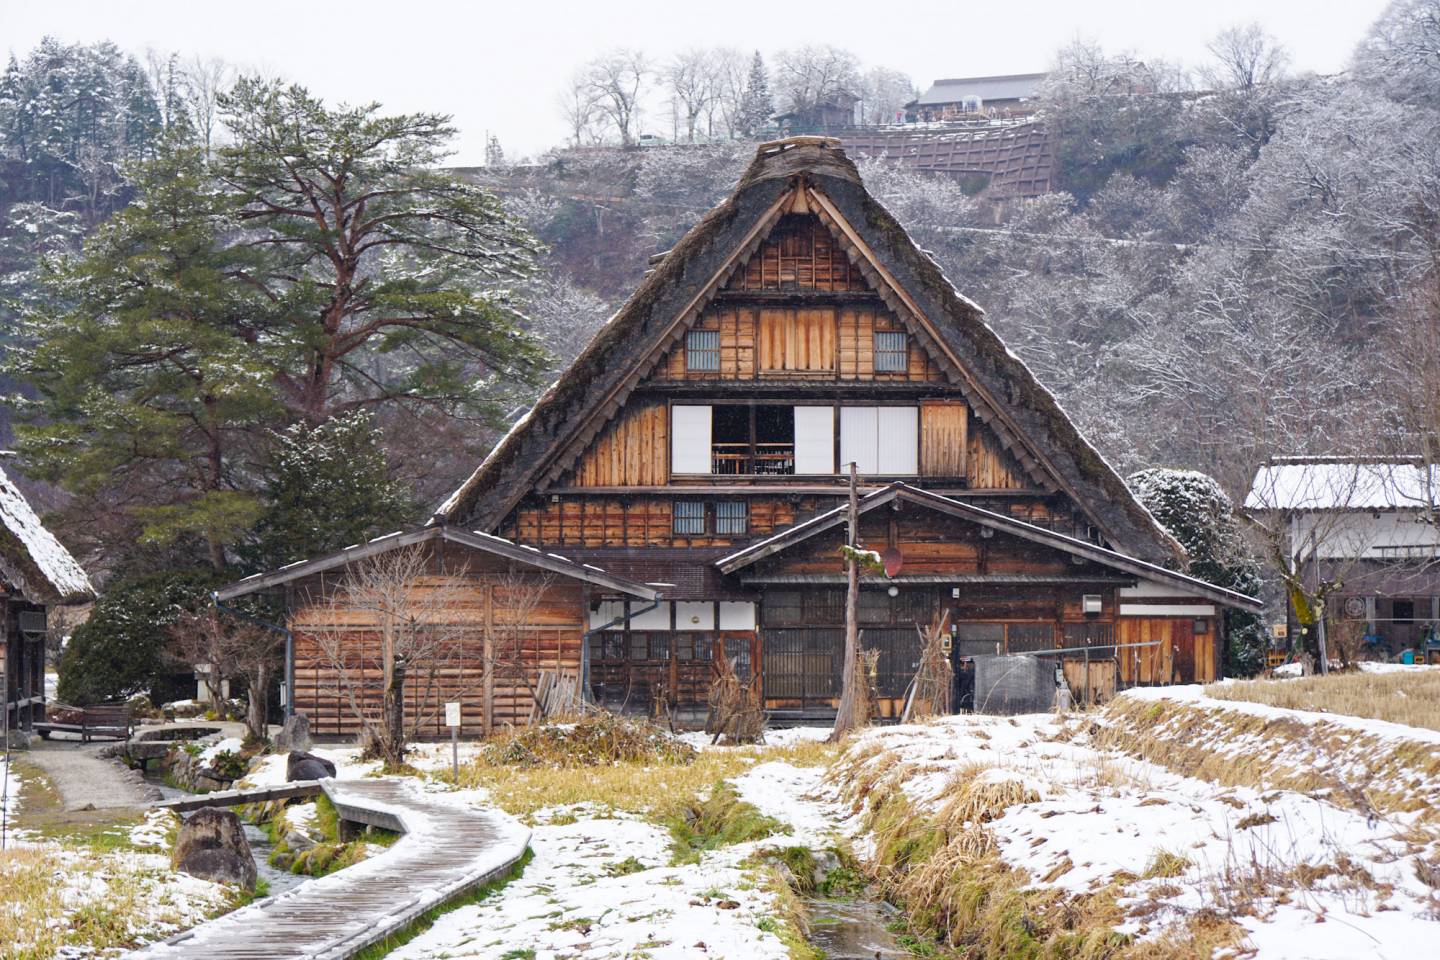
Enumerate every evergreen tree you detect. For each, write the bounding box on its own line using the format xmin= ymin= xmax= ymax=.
xmin=246 ymin=411 xmax=415 ymax=571
xmin=739 ymin=51 xmax=773 ymax=137
xmin=8 ymin=140 xmax=280 ymax=569
xmin=1129 ymin=468 xmax=1268 ymax=676
xmin=215 ymin=77 xmax=549 ymax=424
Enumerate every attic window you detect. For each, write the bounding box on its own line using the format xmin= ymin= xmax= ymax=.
xmin=715 ymin=500 xmax=749 ymax=535
xmin=686 ymin=330 xmax=720 ymax=371
xmin=673 ymin=501 xmax=706 ymax=535
xmin=874 ymin=331 xmax=908 ymax=372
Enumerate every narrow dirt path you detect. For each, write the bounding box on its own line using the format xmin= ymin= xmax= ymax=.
xmin=22 ymin=738 xmax=160 ymax=811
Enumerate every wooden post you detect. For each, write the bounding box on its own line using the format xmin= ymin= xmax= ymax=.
xmin=483 ymin=585 xmax=495 ymax=736
xmin=830 ymin=462 xmax=864 ymax=742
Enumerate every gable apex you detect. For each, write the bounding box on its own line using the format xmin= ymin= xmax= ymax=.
xmin=439 ymin=138 xmax=1182 ymax=567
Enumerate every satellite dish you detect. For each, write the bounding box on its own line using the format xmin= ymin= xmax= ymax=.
xmin=881 ymin=546 xmax=904 ymax=578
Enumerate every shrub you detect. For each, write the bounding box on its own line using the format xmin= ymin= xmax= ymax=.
xmin=57 ymin=568 xmax=222 ymax=705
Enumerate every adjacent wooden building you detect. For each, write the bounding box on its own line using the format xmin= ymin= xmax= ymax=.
xmin=1 ymin=465 xmax=93 ymax=737
xmin=222 ymin=137 xmax=1260 ymax=733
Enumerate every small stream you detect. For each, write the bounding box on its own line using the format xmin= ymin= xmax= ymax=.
xmin=144 ymin=769 xmax=310 ymax=897
xmin=805 ymin=897 xmax=907 ymax=959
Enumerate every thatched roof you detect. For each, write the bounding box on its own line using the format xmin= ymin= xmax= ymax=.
xmin=0 ymin=465 xmax=94 ymax=604
xmin=439 ymin=137 xmax=1183 ymax=567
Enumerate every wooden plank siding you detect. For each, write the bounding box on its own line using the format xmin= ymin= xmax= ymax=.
xmin=500 ymin=496 xmax=799 ymax=548
xmin=570 ymin=400 xmax=669 ymax=487
xmin=727 ymin=213 xmax=867 ymax=293
xmin=920 ymin=399 xmax=968 ymax=477
xmin=285 ymin=551 xmax=588 ymax=738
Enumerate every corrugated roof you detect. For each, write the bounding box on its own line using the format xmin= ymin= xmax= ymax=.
xmin=916 ymin=73 xmax=1048 ymax=106
xmin=0 ymin=465 xmax=94 ymax=604
xmin=1245 ymin=458 xmax=1439 ymax=512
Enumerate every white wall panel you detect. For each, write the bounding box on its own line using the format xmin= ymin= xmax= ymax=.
xmin=794 ymin=406 xmax=835 ymax=474
xmin=670 ymin=405 xmax=712 ymax=474
xmin=840 ymin=406 xmax=878 ymax=474
xmin=675 ymin=601 xmax=716 ymax=630
xmin=877 ymin=406 xmax=918 ymax=474
xmin=718 ymin=601 xmax=757 ymax=630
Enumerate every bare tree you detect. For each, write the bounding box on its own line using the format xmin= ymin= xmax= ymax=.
xmin=774 ymin=45 xmax=861 ymax=116
xmin=585 ymin=49 xmax=650 ymax=146
xmin=304 ymin=546 xmax=473 ymax=769
xmin=858 ymin=66 xmax=915 ymax=125
xmin=705 ymin=47 xmax=750 ymax=139
xmin=666 ymin=49 xmax=719 ymax=143
xmin=169 ymin=609 xmax=283 ymax=743
xmin=181 ymin=55 xmax=233 ymax=156
xmin=1204 ymin=24 xmax=1290 ymax=92
xmin=557 ymin=70 xmax=601 ymax=147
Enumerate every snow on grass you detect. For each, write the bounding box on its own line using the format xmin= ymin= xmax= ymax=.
xmin=1204 ymin=668 xmax=1440 ymax=734
xmin=390 ymin=757 xmax=844 ymax=960
xmin=831 ymin=701 xmax=1440 ymax=958
xmin=197 ymin=736 xmax=245 ymax=766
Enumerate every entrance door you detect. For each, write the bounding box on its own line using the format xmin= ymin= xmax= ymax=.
xmin=1171 ymin=619 xmax=1195 ymax=683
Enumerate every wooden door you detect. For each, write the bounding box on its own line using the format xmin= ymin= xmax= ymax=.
xmin=1171 ymin=620 xmax=1195 ymax=683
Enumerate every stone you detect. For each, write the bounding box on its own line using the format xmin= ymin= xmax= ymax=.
xmin=172 ymin=807 xmax=256 ymax=890
xmin=283 ymin=829 xmax=318 ymax=853
xmin=286 ymin=750 xmax=337 ymax=782
xmin=273 ymin=713 xmax=312 ymax=753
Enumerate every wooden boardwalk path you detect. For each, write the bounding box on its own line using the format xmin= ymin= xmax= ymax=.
xmin=129 ymin=778 xmax=530 ymax=960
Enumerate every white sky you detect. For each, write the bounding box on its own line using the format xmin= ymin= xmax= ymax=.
xmin=0 ymin=0 xmax=1394 ymax=163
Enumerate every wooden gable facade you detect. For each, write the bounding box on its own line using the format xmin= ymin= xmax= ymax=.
xmin=432 ymin=138 xmax=1261 ymax=723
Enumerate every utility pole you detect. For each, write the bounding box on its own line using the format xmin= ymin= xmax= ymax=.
xmin=830 ymin=462 xmax=864 ymax=742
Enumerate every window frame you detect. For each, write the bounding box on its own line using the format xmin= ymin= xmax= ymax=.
xmin=714 ymin=500 xmax=749 ymax=535
xmin=685 ymin=329 xmax=720 ymax=371
xmin=873 ymin=330 xmax=909 ymax=373
xmin=673 ymin=500 xmax=706 ymax=535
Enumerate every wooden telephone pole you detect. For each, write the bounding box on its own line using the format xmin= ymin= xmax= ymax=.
xmin=830 ymin=462 xmax=866 ymax=742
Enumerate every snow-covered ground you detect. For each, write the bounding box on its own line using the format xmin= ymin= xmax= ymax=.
xmin=833 ymin=691 xmax=1440 ymax=959
xmin=388 ymin=760 xmax=839 ymax=960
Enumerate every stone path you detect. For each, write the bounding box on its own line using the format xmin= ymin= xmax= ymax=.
xmin=23 ymin=738 xmax=159 ymax=810
xmin=128 ymin=778 xmax=530 ymax=960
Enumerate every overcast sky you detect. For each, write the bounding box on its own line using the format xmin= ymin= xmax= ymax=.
xmin=0 ymin=0 xmax=1394 ymax=163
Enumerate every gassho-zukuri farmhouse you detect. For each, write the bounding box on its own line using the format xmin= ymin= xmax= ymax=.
xmin=218 ymin=137 xmax=1262 ymax=736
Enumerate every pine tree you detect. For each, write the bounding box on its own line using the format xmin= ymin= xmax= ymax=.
xmin=739 ymin=51 xmax=773 ymax=138
xmin=8 ymin=140 xmax=279 ymax=569
xmin=246 ymin=411 xmax=414 ymax=571
xmin=485 ymin=132 xmax=506 ymax=167
xmin=215 ymin=78 xmax=549 ymax=424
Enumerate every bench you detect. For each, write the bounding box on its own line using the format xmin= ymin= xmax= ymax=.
xmin=35 ymin=704 xmax=134 ymax=742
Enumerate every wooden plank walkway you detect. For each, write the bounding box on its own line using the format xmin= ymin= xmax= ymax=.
xmin=152 ymin=781 xmax=324 ymax=813
xmin=129 ymin=778 xmax=530 ymax=960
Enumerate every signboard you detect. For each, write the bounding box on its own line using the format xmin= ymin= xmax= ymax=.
xmin=444 ymin=701 xmax=461 ymax=728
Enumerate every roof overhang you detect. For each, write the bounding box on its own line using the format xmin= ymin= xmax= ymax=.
xmin=215 ymin=525 xmax=660 ymax=602
xmin=716 ymin=482 xmax=1264 ymax=612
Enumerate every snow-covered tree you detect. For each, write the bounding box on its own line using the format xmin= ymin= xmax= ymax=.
xmin=1129 ymin=468 xmax=1268 ymax=676
xmin=739 ymin=51 xmax=774 ymax=137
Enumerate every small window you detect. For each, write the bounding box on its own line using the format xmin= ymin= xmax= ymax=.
xmin=714 ymin=501 xmax=748 ymax=535
xmin=874 ymin=331 xmax=908 ymax=372
xmin=673 ymin=501 xmax=705 ymax=535
xmin=686 ymin=329 xmax=720 ymax=371
xmin=1193 ymin=619 xmax=1210 ymax=635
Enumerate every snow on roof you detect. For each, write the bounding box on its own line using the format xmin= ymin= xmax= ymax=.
xmin=1245 ymin=458 xmax=1439 ymax=512
xmin=0 ymin=465 xmax=94 ymax=603
xmin=915 ymin=73 xmax=1048 ymax=106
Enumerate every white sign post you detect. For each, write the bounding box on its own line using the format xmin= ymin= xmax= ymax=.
xmin=444 ymin=701 xmax=461 ymax=783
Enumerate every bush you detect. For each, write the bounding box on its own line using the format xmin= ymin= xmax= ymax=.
xmin=484 ymin=715 xmax=696 ymax=768
xmin=57 ymin=568 xmax=222 ymax=705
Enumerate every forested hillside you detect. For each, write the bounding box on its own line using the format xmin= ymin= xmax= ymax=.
xmin=4 ymin=5 xmax=1440 ymax=580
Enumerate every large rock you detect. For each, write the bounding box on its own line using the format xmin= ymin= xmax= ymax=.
xmin=172 ymin=807 xmax=256 ymax=890
xmin=287 ymin=750 xmax=336 ymax=782
xmin=274 ymin=713 xmax=312 ymax=753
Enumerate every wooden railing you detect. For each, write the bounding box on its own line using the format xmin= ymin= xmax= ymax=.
xmin=711 ymin=442 xmax=795 ymax=476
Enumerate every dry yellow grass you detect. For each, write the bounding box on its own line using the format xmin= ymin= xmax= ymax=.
xmin=1207 ymin=669 xmax=1440 ymax=731
xmin=456 ymin=738 xmax=837 ymax=817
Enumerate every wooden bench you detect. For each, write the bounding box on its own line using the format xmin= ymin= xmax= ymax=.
xmin=35 ymin=704 xmax=134 ymax=742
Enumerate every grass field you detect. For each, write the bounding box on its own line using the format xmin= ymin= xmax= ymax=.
xmin=1206 ymin=668 xmax=1440 ymax=732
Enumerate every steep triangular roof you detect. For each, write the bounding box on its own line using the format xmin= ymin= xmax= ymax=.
xmin=440 ymin=137 xmax=1182 ymax=566
xmin=0 ymin=464 xmax=94 ymax=604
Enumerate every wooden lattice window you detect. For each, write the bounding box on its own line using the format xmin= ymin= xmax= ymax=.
xmin=686 ymin=329 xmax=720 ymax=371
xmin=673 ymin=500 xmax=706 ymax=535
xmin=714 ymin=500 xmax=748 ymax=535
xmin=873 ymin=331 xmax=908 ymax=372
